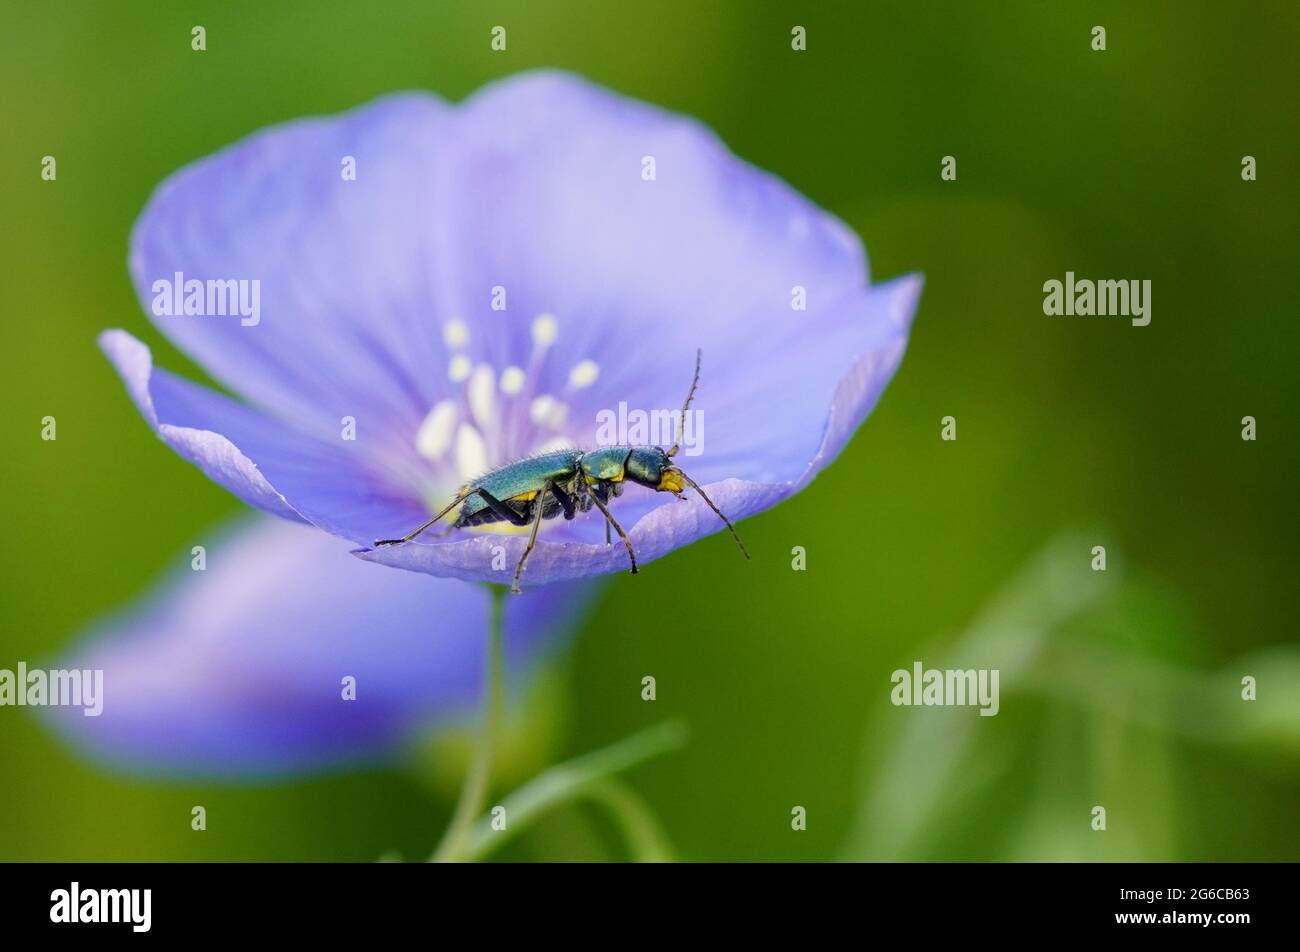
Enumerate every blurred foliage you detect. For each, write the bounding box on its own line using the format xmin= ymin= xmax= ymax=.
xmin=842 ymin=534 xmax=1300 ymax=861
xmin=1 ymin=1 xmax=1297 ymax=861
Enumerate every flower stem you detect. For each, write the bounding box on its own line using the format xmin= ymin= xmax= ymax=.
xmin=430 ymin=582 xmax=508 ymax=863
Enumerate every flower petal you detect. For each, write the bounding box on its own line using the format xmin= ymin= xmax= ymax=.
xmin=45 ymin=518 xmax=593 ymax=778
xmin=436 ymin=71 xmax=919 ymax=484
xmin=101 ymin=329 xmax=427 ymax=544
xmin=129 ymin=93 xmax=456 ymax=444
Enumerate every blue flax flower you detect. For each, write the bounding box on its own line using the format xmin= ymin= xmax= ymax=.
xmin=104 ymin=71 xmax=920 ymax=588
xmin=46 ymin=518 xmax=588 ymax=777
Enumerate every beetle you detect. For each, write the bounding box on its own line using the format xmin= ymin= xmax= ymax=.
xmin=375 ymin=350 xmax=749 ymax=593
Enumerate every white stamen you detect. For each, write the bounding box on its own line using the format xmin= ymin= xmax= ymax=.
xmin=468 ymin=364 xmax=497 ymax=429
xmin=568 ymin=359 xmax=600 ymax=389
xmin=443 ymin=318 xmax=469 ymax=350
xmin=500 ymin=365 xmax=526 ymax=394
xmin=531 ymin=313 xmax=558 ymax=346
xmin=530 ymin=394 xmax=568 ymax=429
xmin=448 ymin=354 xmax=472 ymax=382
xmin=454 ymin=423 xmax=490 ymax=480
xmin=414 ymin=400 xmax=458 ymax=460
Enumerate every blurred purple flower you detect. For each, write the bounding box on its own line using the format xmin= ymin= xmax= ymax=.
xmin=47 ymin=518 xmax=589 ymax=778
xmin=104 ymin=70 xmax=920 ymax=587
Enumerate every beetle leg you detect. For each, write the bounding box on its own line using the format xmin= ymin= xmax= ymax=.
xmin=512 ymin=480 xmax=552 ymax=594
xmin=474 ymin=488 xmax=531 ymax=527
xmin=374 ymin=486 xmax=526 ymax=546
xmin=601 ymin=485 xmax=614 ymax=542
xmin=587 ymin=490 xmax=638 ymax=575
xmin=550 ymin=482 xmax=576 ymax=520
xmin=374 ymin=492 xmax=467 ymax=546
xmin=585 ymin=482 xmax=612 ymax=544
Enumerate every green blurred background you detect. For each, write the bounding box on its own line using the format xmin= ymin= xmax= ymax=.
xmin=2 ymin=1 xmax=1297 ymax=861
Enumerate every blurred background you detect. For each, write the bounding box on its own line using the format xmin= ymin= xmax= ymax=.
xmin=2 ymin=1 xmax=1297 ymax=861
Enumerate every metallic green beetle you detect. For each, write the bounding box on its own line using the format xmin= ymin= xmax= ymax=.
xmin=375 ymin=351 xmax=749 ymax=593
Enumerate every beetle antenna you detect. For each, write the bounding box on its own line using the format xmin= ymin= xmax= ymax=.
xmin=676 ymin=469 xmax=749 ymax=559
xmin=667 ymin=348 xmax=702 ymax=457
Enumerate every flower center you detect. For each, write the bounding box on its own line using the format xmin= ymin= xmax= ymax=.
xmin=411 ymin=314 xmax=601 ymax=518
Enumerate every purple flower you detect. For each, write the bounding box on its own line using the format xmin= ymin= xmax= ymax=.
xmin=106 ymin=70 xmax=920 ymax=588
xmin=45 ymin=518 xmax=590 ymax=778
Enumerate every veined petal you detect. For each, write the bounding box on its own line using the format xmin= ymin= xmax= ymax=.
xmin=101 ymin=329 xmax=427 ymax=544
xmin=45 ymin=518 xmax=594 ymax=777
xmin=433 ymin=72 xmax=919 ymax=487
xmin=129 ymin=93 xmax=455 ymax=441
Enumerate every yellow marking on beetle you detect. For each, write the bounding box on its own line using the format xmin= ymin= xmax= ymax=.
xmin=414 ymin=484 xmax=536 ymax=537
xmin=458 ymin=489 xmax=539 ymax=534
xmin=657 ymin=469 xmax=686 ymax=493
xmin=465 ymin=490 xmax=536 ymax=536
